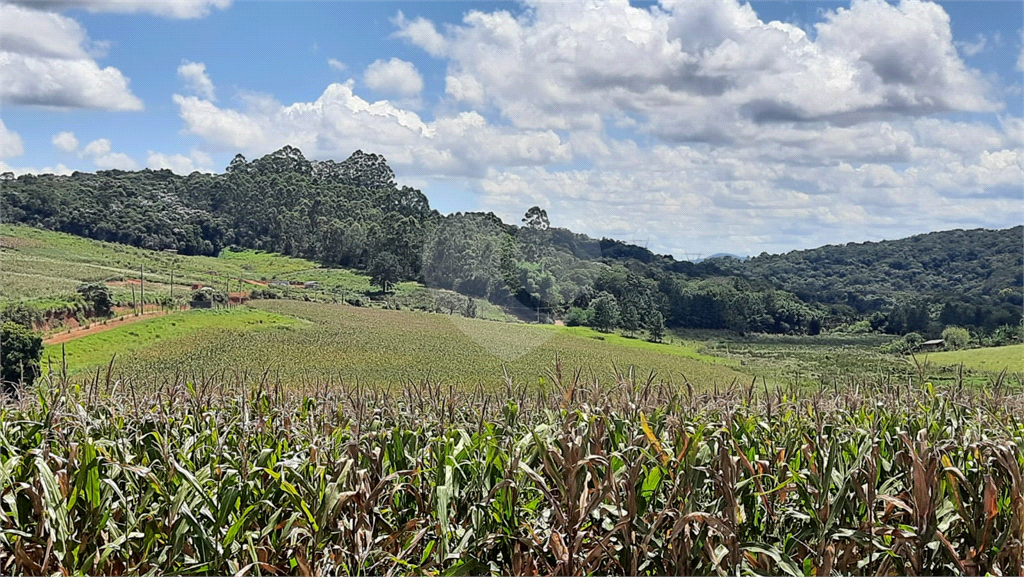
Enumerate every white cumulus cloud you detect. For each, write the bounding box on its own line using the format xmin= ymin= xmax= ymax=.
xmin=1 ymin=120 xmax=25 ymax=158
xmin=52 ymin=131 xmax=79 ymax=153
xmin=10 ymin=0 xmax=231 ymax=19
xmin=164 ymin=0 xmax=1020 ymax=255
xmin=81 ymin=138 xmax=139 ymax=170
xmin=146 ymin=149 xmax=215 ymax=174
xmin=395 ymin=0 xmax=997 ymax=135
xmin=0 ymin=160 xmax=73 ymax=176
xmin=391 ymin=11 xmax=447 ymax=57
xmin=363 ymin=58 xmax=424 ymax=98
xmin=178 ymin=61 xmax=216 ymax=100
xmin=0 ymin=3 xmax=143 ymax=111
xmin=172 ymin=81 xmax=569 ymax=178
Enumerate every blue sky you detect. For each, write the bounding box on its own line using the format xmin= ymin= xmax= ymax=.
xmin=1 ymin=0 xmax=1022 ymax=257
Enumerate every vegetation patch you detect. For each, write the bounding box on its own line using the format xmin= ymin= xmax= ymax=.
xmin=922 ymin=344 xmax=1024 ymax=374
xmin=109 ymin=300 xmax=749 ymax=387
xmin=42 ymin=308 xmax=301 ymax=375
xmin=0 ymin=372 xmax=1020 ymax=575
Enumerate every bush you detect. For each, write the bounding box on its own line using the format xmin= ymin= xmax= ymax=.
xmin=1 ymin=321 xmax=43 ymax=393
xmin=879 ymin=332 xmax=924 ymax=355
xmin=249 ymin=289 xmax=280 ymax=300
xmin=77 ymin=283 xmax=114 ymax=317
xmin=808 ymin=317 xmax=822 ymax=336
xmin=0 ymin=303 xmax=42 ymax=328
xmin=190 ymin=287 xmax=227 ymax=304
xmin=564 ymin=306 xmax=593 ymax=327
xmin=942 ymin=326 xmax=970 ymax=350
xmin=903 ymin=332 xmax=924 ymax=350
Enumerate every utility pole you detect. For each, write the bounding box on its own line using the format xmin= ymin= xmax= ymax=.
xmin=139 ymin=263 xmax=145 ymax=314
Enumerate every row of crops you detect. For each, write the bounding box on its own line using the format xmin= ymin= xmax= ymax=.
xmin=1 ymin=367 xmax=1022 ymax=575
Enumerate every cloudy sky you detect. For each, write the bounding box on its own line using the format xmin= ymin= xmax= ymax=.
xmin=1 ymin=0 xmax=1021 ymax=258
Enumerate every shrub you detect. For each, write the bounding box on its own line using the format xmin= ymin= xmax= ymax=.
xmin=0 ymin=303 xmax=42 ymax=328
xmin=249 ymin=289 xmax=280 ymax=300
xmin=76 ymin=283 xmax=113 ymax=317
xmin=903 ymin=332 xmax=924 ymax=349
xmin=942 ymin=326 xmax=970 ymax=350
xmin=564 ymin=306 xmax=593 ymax=327
xmin=0 ymin=321 xmax=42 ymax=392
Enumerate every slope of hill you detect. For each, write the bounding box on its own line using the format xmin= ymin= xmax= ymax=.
xmin=3 ymin=146 xmax=1021 ymax=337
xmin=721 ymin=227 xmax=1023 ymax=332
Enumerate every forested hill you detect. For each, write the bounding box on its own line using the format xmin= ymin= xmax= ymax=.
xmin=727 ymin=227 xmax=1023 ymax=310
xmin=2 ymin=146 xmax=1021 ymax=336
xmin=717 ymin=227 xmax=1024 ymax=332
xmin=1 ymin=146 xmax=437 ymax=280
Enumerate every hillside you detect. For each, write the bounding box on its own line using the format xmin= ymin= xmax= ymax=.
xmin=723 ymin=227 xmax=1023 ymax=332
xmin=3 ymin=146 xmax=1021 ymax=337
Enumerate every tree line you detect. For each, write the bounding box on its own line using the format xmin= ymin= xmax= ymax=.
xmin=3 ymin=146 xmax=1021 ymax=341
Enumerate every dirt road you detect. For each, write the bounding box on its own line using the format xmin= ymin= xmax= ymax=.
xmin=43 ymin=310 xmax=172 ymax=345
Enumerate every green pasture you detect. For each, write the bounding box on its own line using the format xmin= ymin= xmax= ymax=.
xmin=42 ymin=308 xmax=302 ymax=374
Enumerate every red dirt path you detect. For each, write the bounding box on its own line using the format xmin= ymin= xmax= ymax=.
xmin=43 ymin=310 xmax=173 ymax=346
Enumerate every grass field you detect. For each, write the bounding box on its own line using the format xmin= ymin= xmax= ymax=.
xmin=1 ymin=224 xmax=512 ymax=322
xmin=94 ymin=300 xmax=749 ymax=387
xmin=41 ymin=308 xmax=302 ymax=375
xmin=0 ymin=225 xmax=317 ymax=311
xmin=923 ymin=343 xmax=1024 ymax=373
xmin=701 ymin=333 xmax=919 ymax=386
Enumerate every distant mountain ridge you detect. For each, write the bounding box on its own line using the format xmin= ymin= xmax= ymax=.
xmin=697 ymin=253 xmax=749 ymax=262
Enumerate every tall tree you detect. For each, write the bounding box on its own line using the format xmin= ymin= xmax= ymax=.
xmin=645 ymin=310 xmax=665 ymax=343
xmin=590 ymin=292 xmax=620 ymax=333
xmin=522 ymin=206 xmax=550 ymax=230
xmin=369 ymin=251 xmax=401 ymax=293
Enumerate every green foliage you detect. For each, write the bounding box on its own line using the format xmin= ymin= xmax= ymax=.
xmin=0 ymin=321 xmax=42 ymax=389
xmin=941 ymin=325 xmax=971 ymax=350
xmin=903 ymin=331 xmax=924 ymax=349
xmin=645 ymin=309 xmax=665 ymax=342
xmin=1 ymin=147 xmax=438 ymax=275
xmin=0 ymin=302 xmax=44 ymax=328
xmin=725 ymin=226 xmax=1023 ymax=333
xmin=76 ymin=282 xmax=113 ymax=317
xmin=879 ymin=332 xmax=925 ymax=355
xmin=369 ymin=251 xmax=402 ymax=293
xmin=563 ymin=306 xmax=592 ymax=327
xmin=522 ymin=205 xmax=550 ymax=230
xmin=190 ymin=287 xmax=227 ymax=304
xmin=0 ymin=373 xmax=1021 ymax=575
xmin=421 ymin=212 xmax=506 ymax=298
xmin=248 ymin=288 xmax=281 ymax=300
xmin=105 ymin=300 xmax=747 ymax=387
xmin=4 ymin=144 xmax=1019 ymax=338
xmin=985 ymin=322 xmax=1024 ymax=347
xmin=589 ymin=292 xmax=620 ymax=333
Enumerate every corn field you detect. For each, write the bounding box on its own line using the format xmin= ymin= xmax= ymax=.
xmin=1 ymin=365 xmax=1022 ymax=575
